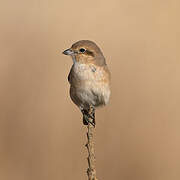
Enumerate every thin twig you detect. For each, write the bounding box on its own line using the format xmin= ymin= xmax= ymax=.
xmin=85 ymin=107 xmax=98 ymax=180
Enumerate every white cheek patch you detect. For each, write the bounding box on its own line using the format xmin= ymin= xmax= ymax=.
xmin=71 ymin=55 xmax=76 ymax=64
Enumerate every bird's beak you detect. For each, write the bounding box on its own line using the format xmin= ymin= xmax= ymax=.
xmin=62 ymin=48 xmax=74 ymax=56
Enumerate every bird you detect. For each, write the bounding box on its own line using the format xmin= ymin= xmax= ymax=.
xmin=63 ymin=40 xmax=111 ymax=127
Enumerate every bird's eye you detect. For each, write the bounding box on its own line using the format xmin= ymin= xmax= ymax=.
xmin=79 ymin=48 xmax=86 ymax=53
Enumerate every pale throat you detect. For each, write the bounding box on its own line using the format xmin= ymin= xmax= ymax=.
xmin=71 ymin=54 xmax=76 ymax=64
xmin=70 ymin=55 xmax=98 ymax=76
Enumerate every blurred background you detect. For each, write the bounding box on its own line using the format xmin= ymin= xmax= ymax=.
xmin=0 ymin=0 xmax=179 ymax=180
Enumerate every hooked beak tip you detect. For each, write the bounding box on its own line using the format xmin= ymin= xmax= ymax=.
xmin=62 ymin=48 xmax=74 ymax=55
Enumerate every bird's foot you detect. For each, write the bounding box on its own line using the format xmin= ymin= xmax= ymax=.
xmin=83 ymin=114 xmax=95 ymax=127
xmin=81 ymin=107 xmax=95 ymax=127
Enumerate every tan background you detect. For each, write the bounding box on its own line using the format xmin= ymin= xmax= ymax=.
xmin=0 ymin=0 xmax=180 ymax=180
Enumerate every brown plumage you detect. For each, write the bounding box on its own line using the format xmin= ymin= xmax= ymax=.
xmin=63 ymin=40 xmax=111 ymax=126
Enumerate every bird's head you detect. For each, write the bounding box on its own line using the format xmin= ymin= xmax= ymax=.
xmin=63 ymin=40 xmax=106 ymax=66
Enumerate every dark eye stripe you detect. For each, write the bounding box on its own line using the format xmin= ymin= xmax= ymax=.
xmin=85 ymin=50 xmax=94 ymax=57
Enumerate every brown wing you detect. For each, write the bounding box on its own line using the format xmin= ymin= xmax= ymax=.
xmin=68 ymin=67 xmax=73 ymax=84
xmin=103 ymin=64 xmax=111 ymax=83
xmin=68 ymin=65 xmax=81 ymax=87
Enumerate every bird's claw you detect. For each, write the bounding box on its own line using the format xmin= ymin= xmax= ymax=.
xmin=83 ymin=114 xmax=95 ymax=127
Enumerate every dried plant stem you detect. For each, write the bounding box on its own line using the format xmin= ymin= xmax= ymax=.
xmin=85 ymin=107 xmax=98 ymax=180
